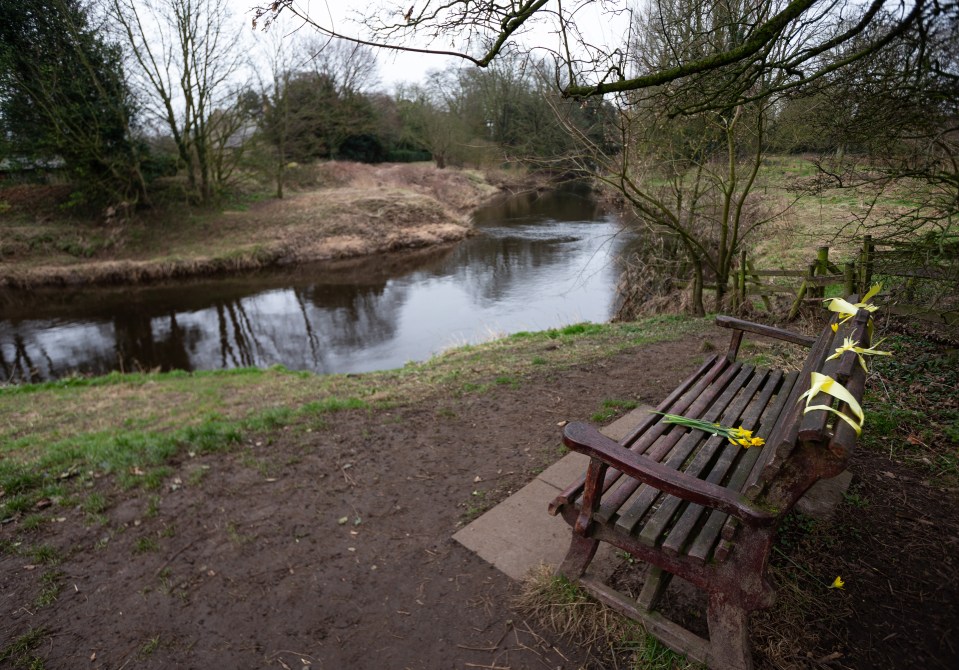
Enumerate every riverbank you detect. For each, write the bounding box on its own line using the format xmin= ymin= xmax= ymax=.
xmin=1 ymin=316 xmax=956 ymax=669
xmin=0 ymin=162 xmax=546 ymax=289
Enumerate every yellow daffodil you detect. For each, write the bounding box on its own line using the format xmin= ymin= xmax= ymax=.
xmin=829 ymin=576 xmax=845 ymax=589
xmin=656 ymin=414 xmax=764 ymax=449
xmin=798 ymin=372 xmax=865 ymax=435
xmin=825 ymin=337 xmax=893 ymax=372
xmin=727 ymin=426 xmax=765 ymax=448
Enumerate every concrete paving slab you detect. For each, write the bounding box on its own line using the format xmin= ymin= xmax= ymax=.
xmin=602 ymin=405 xmax=654 ymax=441
xmin=453 ymin=477 xmax=620 ymax=581
xmin=797 ymin=469 xmax=853 ymax=519
xmin=453 ymin=409 xmax=652 ymax=582
xmin=454 ymin=398 xmax=850 ymax=584
xmin=538 ymin=451 xmax=590 ymax=490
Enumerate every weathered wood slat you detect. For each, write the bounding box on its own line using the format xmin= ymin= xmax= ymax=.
xmin=640 ymin=368 xmax=767 ymax=549
xmin=749 ymin=269 xmax=807 ymax=277
xmin=662 ymin=370 xmax=784 ymax=558
xmin=608 ymin=365 xmax=755 ymax=531
xmin=548 ymin=355 xmax=725 ymax=515
xmin=572 ymin=356 xmax=737 ymax=518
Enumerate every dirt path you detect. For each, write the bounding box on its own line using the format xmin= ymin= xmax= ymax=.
xmin=2 ymin=328 xmax=957 ymax=669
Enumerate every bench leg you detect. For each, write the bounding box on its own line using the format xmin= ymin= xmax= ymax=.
xmin=558 ymin=533 xmax=599 ymax=579
xmin=637 ymin=566 xmax=672 ymax=612
xmin=706 ymin=593 xmax=753 ymax=670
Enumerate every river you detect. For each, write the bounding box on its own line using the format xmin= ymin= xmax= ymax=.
xmin=0 ymin=188 xmax=634 ymax=383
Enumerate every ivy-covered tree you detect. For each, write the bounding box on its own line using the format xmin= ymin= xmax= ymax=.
xmin=0 ymin=0 xmax=145 ymax=207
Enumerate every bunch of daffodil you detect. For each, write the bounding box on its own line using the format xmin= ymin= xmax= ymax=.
xmin=654 ymin=412 xmax=765 ymax=448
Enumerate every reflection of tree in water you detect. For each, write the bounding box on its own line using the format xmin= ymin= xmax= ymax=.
xmin=195 ymin=280 xmax=409 ymax=373
xmin=0 ymin=333 xmax=41 ymax=383
xmin=114 ymin=311 xmax=198 ymax=373
xmin=451 ymin=223 xmax=629 ymax=306
xmin=297 ymin=280 xmax=406 ymax=351
xmin=472 ymin=188 xmax=602 ymax=225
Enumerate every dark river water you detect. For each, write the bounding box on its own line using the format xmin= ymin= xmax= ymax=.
xmin=1 ymin=189 xmax=634 ymax=383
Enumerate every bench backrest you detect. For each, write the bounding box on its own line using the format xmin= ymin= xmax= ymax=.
xmin=747 ymin=308 xmax=873 ymax=513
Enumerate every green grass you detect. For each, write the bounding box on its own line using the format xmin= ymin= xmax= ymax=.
xmin=859 ymin=332 xmax=959 ymax=482
xmin=0 ymin=627 xmax=48 ymax=669
xmin=35 ymin=570 xmax=63 ymax=607
xmin=591 ymin=398 xmax=639 ymax=423
xmin=1 ymin=318 xmax=709 ymax=523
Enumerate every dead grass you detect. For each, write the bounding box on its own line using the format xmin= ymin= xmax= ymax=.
xmin=0 ymin=162 xmax=501 ymax=289
xmin=515 ymin=565 xmax=700 ymax=669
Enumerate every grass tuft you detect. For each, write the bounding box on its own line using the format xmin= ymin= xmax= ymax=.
xmin=514 ymin=565 xmax=699 ymax=669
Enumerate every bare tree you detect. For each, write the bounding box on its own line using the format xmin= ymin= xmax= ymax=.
xmin=110 ymin=0 xmax=248 ymax=203
xmin=251 ymin=0 xmax=931 ymax=107
xmin=550 ymin=0 xmax=809 ymax=314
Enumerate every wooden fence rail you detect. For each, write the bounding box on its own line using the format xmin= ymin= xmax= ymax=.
xmin=734 ymin=234 xmax=957 ymax=323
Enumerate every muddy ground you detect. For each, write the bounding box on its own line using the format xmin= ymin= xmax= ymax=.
xmin=1 ymin=329 xmax=957 ymax=669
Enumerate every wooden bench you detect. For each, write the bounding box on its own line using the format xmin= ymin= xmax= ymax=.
xmin=549 ymin=308 xmax=872 ymax=670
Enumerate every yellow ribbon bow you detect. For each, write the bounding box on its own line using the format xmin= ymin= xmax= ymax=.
xmin=825 ymin=283 xmax=882 ymax=328
xmin=798 ymin=372 xmax=865 ymax=435
xmin=825 ymin=337 xmax=892 ymax=372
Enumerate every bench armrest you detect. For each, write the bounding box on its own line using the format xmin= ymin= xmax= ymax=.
xmin=715 ymin=315 xmax=816 ymax=347
xmin=563 ymin=421 xmax=776 ymax=527
xmin=716 ymin=315 xmax=817 ymax=362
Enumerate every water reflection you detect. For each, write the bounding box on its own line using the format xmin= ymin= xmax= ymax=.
xmin=0 ymin=189 xmax=632 ymax=383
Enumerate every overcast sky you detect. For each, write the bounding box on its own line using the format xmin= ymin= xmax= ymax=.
xmin=229 ymin=1 xmax=457 ymax=88
xmin=227 ymin=1 xmax=624 ymax=90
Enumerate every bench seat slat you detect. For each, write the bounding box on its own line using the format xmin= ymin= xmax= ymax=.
xmin=686 ymin=371 xmax=797 ymax=562
xmin=661 ymin=369 xmax=785 ymax=557
xmin=548 ymin=355 xmax=726 ymax=516
xmin=599 ymin=363 xmax=752 ymax=526
xmin=639 ymin=368 xmax=771 ymax=551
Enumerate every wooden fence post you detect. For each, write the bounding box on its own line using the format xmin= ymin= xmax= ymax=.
xmin=788 ymin=262 xmax=816 ymax=320
xmin=843 ymin=262 xmax=856 ymax=297
xmin=813 ymin=246 xmax=830 ymax=299
xmin=739 ymin=249 xmax=747 ymax=308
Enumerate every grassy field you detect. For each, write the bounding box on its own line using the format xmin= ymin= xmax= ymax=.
xmin=0 ymin=316 xmax=710 ymax=522
xmin=747 ymin=155 xmax=926 ymax=270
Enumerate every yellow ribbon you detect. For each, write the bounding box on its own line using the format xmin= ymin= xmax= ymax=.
xmin=798 ymin=372 xmax=864 ymax=435
xmin=825 ymin=337 xmax=892 ymax=372
xmin=825 ymin=283 xmax=882 ymax=326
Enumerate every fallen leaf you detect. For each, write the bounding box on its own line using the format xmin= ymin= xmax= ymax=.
xmin=337 ymin=516 xmax=349 ymax=525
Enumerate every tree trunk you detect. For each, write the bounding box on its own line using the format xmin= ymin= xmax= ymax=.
xmin=692 ymin=258 xmax=705 ymax=316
